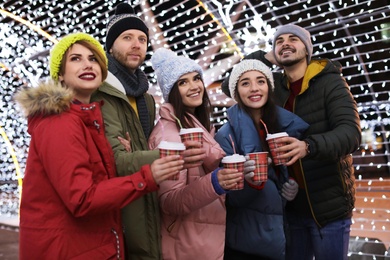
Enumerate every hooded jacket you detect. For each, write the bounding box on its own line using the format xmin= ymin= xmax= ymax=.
xmin=148 ymin=103 xmax=226 ymax=260
xmin=228 ymin=50 xmax=361 ymax=227
xmin=15 ymin=82 xmax=158 ymax=260
xmin=215 ymin=105 xmax=309 ymax=259
xmin=91 ymin=71 xmax=162 ymax=260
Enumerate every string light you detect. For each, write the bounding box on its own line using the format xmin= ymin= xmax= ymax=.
xmin=0 ymin=0 xmax=389 ymax=254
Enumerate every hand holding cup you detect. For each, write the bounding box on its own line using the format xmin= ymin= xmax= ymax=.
xmin=151 ymin=155 xmax=184 ymax=184
xmin=222 ymin=154 xmax=246 ymax=190
xmin=244 ymin=152 xmax=268 ymax=186
xmin=217 ymin=168 xmax=244 ymax=190
xmin=158 ymin=141 xmax=186 ymax=180
xmin=266 ymin=132 xmax=289 ymax=165
xmin=182 ymin=140 xmax=206 ymax=169
xmin=180 ymin=128 xmax=205 ymax=168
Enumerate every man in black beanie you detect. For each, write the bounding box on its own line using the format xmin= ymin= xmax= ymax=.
xmin=92 ymin=3 xmax=205 ymax=260
xmin=92 ymin=3 xmax=160 ymax=260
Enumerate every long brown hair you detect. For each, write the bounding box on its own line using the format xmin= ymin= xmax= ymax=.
xmin=168 ymin=77 xmax=212 ymax=131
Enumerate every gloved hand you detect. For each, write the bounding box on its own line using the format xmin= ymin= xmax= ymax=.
xmin=243 ymin=156 xmax=262 ymax=186
xmin=281 ymin=179 xmax=298 ymax=201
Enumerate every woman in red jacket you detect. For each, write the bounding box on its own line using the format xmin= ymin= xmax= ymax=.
xmin=14 ymin=32 xmax=184 ymax=260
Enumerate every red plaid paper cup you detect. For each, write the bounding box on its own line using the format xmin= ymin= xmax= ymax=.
xmin=179 ymin=128 xmax=204 ymax=146
xmin=222 ymin=154 xmax=246 ymax=190
xmin=248 ymin=152 xmax=268 ymax=182
xmin=266 ymin=132 xmax=289 ymax=166
xmin=158 ymin=141 xmax=185 ymax=180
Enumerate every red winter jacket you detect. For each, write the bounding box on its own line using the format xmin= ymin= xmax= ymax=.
xmin=15 ymin=82 xmax=159 ymax=259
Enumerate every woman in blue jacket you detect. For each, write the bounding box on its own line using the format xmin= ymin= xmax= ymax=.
xmin=215 ymin=59 xmax=309 ymax=259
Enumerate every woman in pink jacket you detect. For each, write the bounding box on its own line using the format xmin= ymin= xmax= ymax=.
xmin=148 ymin=48 xmax=243 ymax=260
xmin=14 ymin=33 xmax=184 ymax=260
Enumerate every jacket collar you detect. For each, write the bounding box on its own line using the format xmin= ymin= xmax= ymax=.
xmin=105 ymin=71 xmax=126 ymax=94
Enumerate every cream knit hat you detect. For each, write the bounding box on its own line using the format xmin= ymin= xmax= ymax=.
xmin=228 ymin=59 xmax=274 ymax=101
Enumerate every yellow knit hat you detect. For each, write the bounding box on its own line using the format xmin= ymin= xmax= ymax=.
xmin=49 ymin=32 xmax=107 ymax=80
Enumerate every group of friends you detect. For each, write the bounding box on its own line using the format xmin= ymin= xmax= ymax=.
xmin=14 ymin=2 xmax=361 ymax=260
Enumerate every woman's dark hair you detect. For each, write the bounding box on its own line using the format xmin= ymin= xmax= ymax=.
xmin=168 ymin=76 xmax=211 ymax=131
xmin=235 ymin=77 xmax=280 ymax=134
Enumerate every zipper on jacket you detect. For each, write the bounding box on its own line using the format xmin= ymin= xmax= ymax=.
xmin=298 ymin=158 xmax=322 ymax=228
xmin=111 ymin=228 xmax=121 ymax=260
xmin=292 ymin=92 xmax=322 ymax=228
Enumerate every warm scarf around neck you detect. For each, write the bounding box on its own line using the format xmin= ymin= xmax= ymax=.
xmin=107 ymin=53 xmax=149 ymax=97
xmin=107 ymin=53 xmax=152 ymax=139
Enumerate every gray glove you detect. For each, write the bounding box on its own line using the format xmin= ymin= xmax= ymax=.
xmin=281 ymin=179 xmax=298 ymax=201
xmin=243 ymin=156 xmax=262 ymax=186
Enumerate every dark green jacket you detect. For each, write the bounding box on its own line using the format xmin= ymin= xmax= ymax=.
xmin=92 ymin=71 xmax=161 ymax=260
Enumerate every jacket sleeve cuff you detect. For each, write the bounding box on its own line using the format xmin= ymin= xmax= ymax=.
xmin=244 ymin=50 xmax=273 ymax=67
xmin=304 ymin=138 xmax=315 ymax=158
xmin=211 ymin=168 xmax=226 ymax=195
xmin=139 ymin=164 xmax=159 ymax=191
xmin=247 ymin=181 xmax=265 ymax=190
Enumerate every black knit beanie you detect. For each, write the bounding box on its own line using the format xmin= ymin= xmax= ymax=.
xmin=105 ymin=3 xmax=149 ymax=51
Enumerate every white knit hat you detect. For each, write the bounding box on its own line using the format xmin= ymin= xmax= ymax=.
xmin=151 ymin=48 xmax=203 ymax=101
xmin=228 ymin=59 xmax=274 ymax=101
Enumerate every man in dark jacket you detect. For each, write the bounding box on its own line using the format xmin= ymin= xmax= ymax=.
xmin=222 ymin=24 xmax=361 ymax=260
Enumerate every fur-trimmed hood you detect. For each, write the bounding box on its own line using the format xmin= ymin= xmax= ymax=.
xmin=14 ymin=81 xmax=74 ymax=118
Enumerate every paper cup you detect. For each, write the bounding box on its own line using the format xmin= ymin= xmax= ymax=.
xmin=157 ymin=141 xmax=185 ymax=180
xmin=266 ymin=132 xmax=289 ymax=165
xmin=247 ymin=152 xmax=268 ymax=182
xmin=222 ymin=154 xmax=246 ymax=190
xmin=179 ymin=128 xmax=204 ymax=146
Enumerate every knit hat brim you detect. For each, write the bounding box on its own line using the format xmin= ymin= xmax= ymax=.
xmin=228 ymin=59 xmax=274 ymax=101
xmin=272 ymin=24 xmax=313 ymax=64
xmin=49 ymin=32 xmax=107 ymax=81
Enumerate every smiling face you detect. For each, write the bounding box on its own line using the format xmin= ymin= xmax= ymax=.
xmin=58 ymin=43 xmax=102 ymax=103
xmin=274 ymin=33 xmax=308 ymax=67
xmin=237 ymin=70 xmax=269 ymax=113
xmin=110 ymin=29 xmax=148 ymax=73
xmin=177 ymin=71 xmax=204 ymax=112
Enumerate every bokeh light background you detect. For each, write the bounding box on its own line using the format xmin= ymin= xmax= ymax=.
xmin=1 ymin=0 xmax=390 ymax=255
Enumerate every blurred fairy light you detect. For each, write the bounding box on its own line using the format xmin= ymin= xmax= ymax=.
xmin=0 ymin=3 xmax=390 ymax=251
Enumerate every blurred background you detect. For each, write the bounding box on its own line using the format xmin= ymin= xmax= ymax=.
xmin=1 ymin=0 xmax=389 ymax=258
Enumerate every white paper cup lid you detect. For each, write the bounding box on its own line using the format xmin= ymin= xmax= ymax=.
xmin=158 ymin=141 xmax=185 ymax=150
xmin=179 ymin=128 xmax=204 ymax=135
xmin=266 ymin=132 xmax=289 ymax=140
xmin=222 ymin=154 xmax=246 ymax=163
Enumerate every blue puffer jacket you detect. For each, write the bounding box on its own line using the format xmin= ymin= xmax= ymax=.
xmin=215 ymin=105 xmax=309 ymax=259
